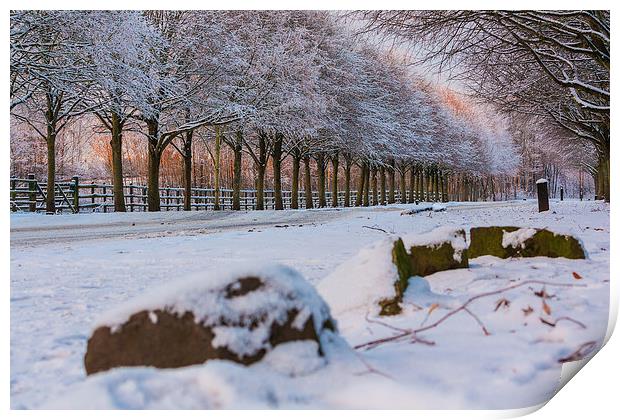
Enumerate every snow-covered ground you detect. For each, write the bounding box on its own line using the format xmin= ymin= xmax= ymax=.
xmin=10 ymin=199 xmax=610 ymax=409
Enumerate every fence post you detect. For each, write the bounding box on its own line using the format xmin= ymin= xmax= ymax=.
xmin=536 ymin=178 xmax=549 ymax=212
xmin=102 ymin=185 xmax=107 ymax=213
xmin=28 ymin=174 xmax=36 ymax=212
xmin=10 ymin=179 xmax=16 ymax=211
xmin=142 ymin=186 xmax=147 ymax=211
xmin=129 ymin=183 xmax=134 ymax=212
xmin=71 ymin=176 xmax=80 ymax=213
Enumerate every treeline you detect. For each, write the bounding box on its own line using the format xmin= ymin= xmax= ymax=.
xmin=10 ymin=11 xmax=519 ymax=213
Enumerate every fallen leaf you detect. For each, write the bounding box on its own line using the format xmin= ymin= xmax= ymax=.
xmin=428 ymin=303 xmax=439 ymax=315
xmin=522 ymin=306 xmax=534 ymax=316
xmin=542 ymin=300 xmax=552 ymax=315
xmin=572 ymin=272 xmax=582 ymax=280
xmin=494 ymin=298 xmax=510 ymax=311
xmin=534 ymin=288 xmax=556 ymax=299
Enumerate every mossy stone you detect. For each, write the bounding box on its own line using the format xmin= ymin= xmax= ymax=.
xmin=392 ymin=238 xmax=414 ymax=296
xmin=379 ymin=233 xmax=469 ymax=316
xmin=469 ymin=226 xmax=586 ymax=259
xmin=520 ymin=230 xmax=586 ymax=259
xmin=469 ymin=226 xmax=519 ymax=258
xmin=408 ymin=230 xmax=469 ymax=277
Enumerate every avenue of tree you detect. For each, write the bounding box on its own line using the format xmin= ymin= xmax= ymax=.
xmin=10 ymin=10 xmax=606 ymax=213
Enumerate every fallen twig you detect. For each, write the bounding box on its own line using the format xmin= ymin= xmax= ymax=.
xmin=362 ymin=225 xmax=388 ymax=233
xmin=555 ymin=316 xmax=588 ymax=329
xmin=355 ymin=280 xmax=586 ymax=351
xmin=464 ymin=307 xmax=491 ymax=336
xmin=558 ymin=341 xmax=598 ymax=363
xmin=352 ymin=351 xmax=395 ymax=380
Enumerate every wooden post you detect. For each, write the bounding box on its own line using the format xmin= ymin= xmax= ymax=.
xmin=10 ymin=179 xmax=16 ymax=211
xmin=142 ymin=186 xmax=147 ymax=212
xmin=560 ymin=187 xmax=564 ymax=201
xmin=71 ymin=176 xmax=79 ymax=213
xmin=28 ymin=174 xmax=36 ymax=212
xmin=536 ymin=179 xmax=549 ymax=212
xmin=102 ymin=185 xmax=107 ymax=213
xmin=129 ymin=183 xmax=134 ymax=212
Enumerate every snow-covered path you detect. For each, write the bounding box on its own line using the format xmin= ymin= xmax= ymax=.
xmin=10 ymin=200 xmax=524 ymax=247
xmin=10 ymin=200 xmax=610 ymax=409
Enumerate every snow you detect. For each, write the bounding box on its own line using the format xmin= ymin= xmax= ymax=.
xmin=402 ymin=225 xmax=468 ymax=262
xmin=536 ymin=178 xmax=548 ymax=184
xmin=400 ymin=202 xmax=447 ymax=215
xmin=502 ymin=227 xmax=538 ymax=249
xmin=317 ymin=237 xmax=398 ymax=317
xmin=10 ymin=200 xmax=610 ymax=409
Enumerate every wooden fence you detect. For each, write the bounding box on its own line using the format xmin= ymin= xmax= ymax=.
xmin=9 ymin=175 xmax=445 ymax=213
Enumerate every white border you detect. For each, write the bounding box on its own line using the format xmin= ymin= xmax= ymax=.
xmin=3 ymin=1 xmax=617 ymax=419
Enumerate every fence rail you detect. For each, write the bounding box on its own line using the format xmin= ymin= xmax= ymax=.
xmin=10 ymin=175 xmax=445 ymax=213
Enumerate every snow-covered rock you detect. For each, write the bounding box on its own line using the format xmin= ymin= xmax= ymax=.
xmin=318 ymin=226 xmax=470 ymax=318
xmin=84 ymin=264 xmax=337 ymax=375
xmin=402 ymin=226 xmax=468 ymax=264
xmin=469 ymin=226 xmax=586 ymax=259
xmin=317 ymin=237 xmax=400 ymax=318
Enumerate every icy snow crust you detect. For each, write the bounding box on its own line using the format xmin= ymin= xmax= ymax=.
xmin=95 ymin=264 xmax=333 ymax=358
xmin=10 ymin=200 xmax=610 ymax=409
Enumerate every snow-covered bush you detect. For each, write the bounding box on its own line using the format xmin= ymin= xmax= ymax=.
xmin=84 ymin=264 xmax=337 ymax=375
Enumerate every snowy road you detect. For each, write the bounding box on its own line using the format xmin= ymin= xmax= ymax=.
xmin=10 ymin=200 xmax=524 ymax=247
xmin=10 ymin=200 xmax=610 ymax=409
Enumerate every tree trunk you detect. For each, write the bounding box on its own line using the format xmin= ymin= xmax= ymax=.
xmin=371 ymin=167 xmax=378 ymax=206
xmin=272 ymin=134 xmax=283 ymax=210
xmin=355 ymin=163 xmax=365 ymax=207
xmin=213 ymin=126 xmax=221 ymax=211
xmin=597 ymin=150 xmax=610 ymax=202
xmin=110 ymin=112 xmax=126 ymax=212
xmin=316 ymin=153 xmax=326 ymax=208
xmin=183 ymin=130 xmax=193 ymax=211
xmin=256 ymin=164 xmax=266 ymax=210
xmin=440 ymin=171 xmax=447 ymax=202
xmin=363 ymin=164 xmax=370 ymax=207
xmin=146 ymin=119 xmax=161 ymax=212
xmin=331 ymin=154 xmax=339 ymax=207
xmin=254 ymin=133 xmax=268 ymax=210
xmin=291 ymin=154 xmax=300 ymax=209
xmin=304 ymin=155 xmax=313 ymax=209
xmin=380 ymin=167 xmax=387 ymax=205
xmin=433 ymin=169 xmax=439 ymax=202
xmin=45 ymin=128 xmax=56 ymax=213
xmin=425 ymin=169 xmax=431 ymax=201
xmin=417 ymin=169 xmax=424 ymax=202
xmin=232 ymin=132 xmax=242 ymax=211
xmin=399 ymin=168 xmax=407 ymax=203
xmin=344 ymin=160 xmax=351 ymax=207
xmin=388 ymin=159 xmax=396 ymax=204
xmin=409 ymin=167 xmax=416 ymax=203
xmin=147 ymin=143 xmax=161 ymax=212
